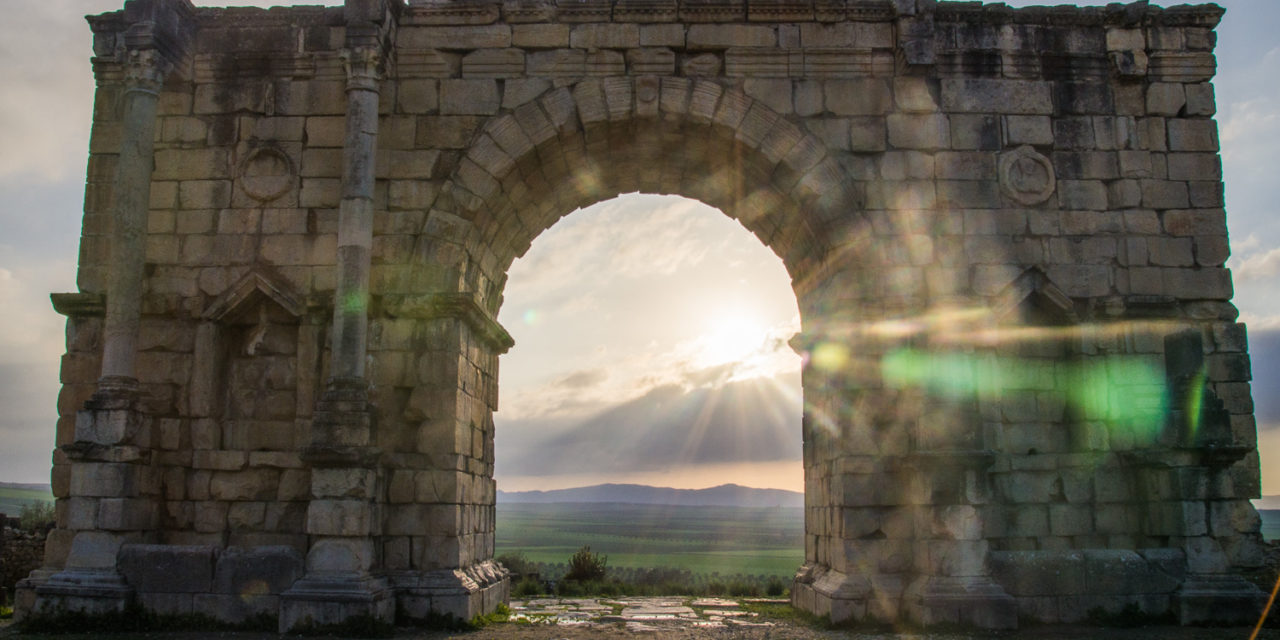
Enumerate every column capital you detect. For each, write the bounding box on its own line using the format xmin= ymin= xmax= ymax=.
xmin=340 ymin=46 xmax=383 ymax=93
xmin=122 ymin=48 xmax=170 ymax=95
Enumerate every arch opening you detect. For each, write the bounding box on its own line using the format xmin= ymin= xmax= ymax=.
xmin=490 ymin=193 xmax=805 ymax=589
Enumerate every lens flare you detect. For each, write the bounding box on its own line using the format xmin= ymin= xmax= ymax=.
xmin=810 ymin=342 xmax=850 ymax=372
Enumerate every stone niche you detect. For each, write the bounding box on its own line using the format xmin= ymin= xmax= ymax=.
xmin=16 ymin=0 xmax=1267 ymax=632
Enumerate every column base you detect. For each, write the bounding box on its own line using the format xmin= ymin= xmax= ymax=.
xmin=1175 ymin=574 xmax=1266 ymax=625
xmin=904 ymin=576 xmax=1018 ymax=629
xmin=278 ymin=573 xmax=394 ymax=633
xmin=389 ymin=562 xmax=509 ymax=624
xmin=791 ymin=564 xmax=886 ymax=624
xmin=14 ymin=569 xmax=58 ymax=622
xmin=31 ymin=568 xmax=134 ymax=617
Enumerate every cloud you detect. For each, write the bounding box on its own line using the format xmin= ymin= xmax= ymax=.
xmin=555 ymin=368 xmax=608 ymax=390
xmin=505 ymin=195 xmax=724 ymax=309
xmin=1247 ymin=328 xmax=1280 ymax=425
xmin=496 ymin=374 xmax=803 ymax=478
xmin=1230 ymin=246 xmax=1280 ymax=283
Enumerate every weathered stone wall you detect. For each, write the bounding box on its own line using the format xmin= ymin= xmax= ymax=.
xmin=19 ymin=0 xmax=1266 ymax=631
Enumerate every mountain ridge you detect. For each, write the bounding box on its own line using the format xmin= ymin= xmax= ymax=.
xmin=497 ymin=482 xmax=803 ymax=507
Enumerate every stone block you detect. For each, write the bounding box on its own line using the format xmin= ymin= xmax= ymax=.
xmin=824 ymin=79 xmax=891 ymax=116
xmin=513 ymin=24 xmax=569 ymax=48
xmin=847 ymin=117 xmax=886 ymax=152
xmin=305 ymin=499 xmax=373 ymax=537
xmin=888 ymin=114 xmax=949 ymax=150
xmin=214 ymin=545 xmax=304 ymax=595
xmin=1057 ymin=180 xmax=1108 ymax=210
xmin=98 ymin=497 xmax=156 ymax=531
xmin=941 ymin=78 xmax=1052 ymax=114
xmin=570 ymin=23 xmax=639 ymax=48
xmin=210 ymin=469 xmax=277 ymax=501
xmin=949 ymin=114 xmax=999 ymax=150
xmin=1004 ymin=115 xmax=1052 ymax=146
xmin=1184 ymin=82 xmax=1215 ymax=116
xmin=312 ymin=468 xmax=378 ymax=499
xmin=687 ymin=24 xmax=776 ymax=49
xmin=1167 ymin=120 xmax=1219 ymax=151
xmin=402 ymin=25 xmax=511 ymax=50
xmin=440 ymin=79 xmax=500 ymax=115
xmin=1141 ymin=180 xmax=1189 ymax=209
xmin=1146 ymin=83 xmax=1186 ymax=116
xmin=118 ymin=544 xmax=218 ymax=593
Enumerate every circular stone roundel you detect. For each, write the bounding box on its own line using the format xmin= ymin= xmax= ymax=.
xmin=239 ymin=147 xmax=295 ymax=202
xmin=998 ymin=145 xmax=1056 ymax=206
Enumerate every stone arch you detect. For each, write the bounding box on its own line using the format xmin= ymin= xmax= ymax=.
xmin=26 ymin=0 xmax=1267 ymax=633
xmin=422 ymin=77 xmax=866 ymax=311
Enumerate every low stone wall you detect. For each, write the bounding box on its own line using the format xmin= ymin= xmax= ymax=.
xmin=115 ymin=544 xmax=304 ymax=623
xmin=1 ymin=526 xmax=47 ymax=606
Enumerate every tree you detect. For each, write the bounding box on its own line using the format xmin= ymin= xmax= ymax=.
xmin=563 ymin=545 xmax=607 ymax=582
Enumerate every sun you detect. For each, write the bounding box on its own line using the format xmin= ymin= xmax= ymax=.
xmin=697 ymin=312 xmax=770 ymax=367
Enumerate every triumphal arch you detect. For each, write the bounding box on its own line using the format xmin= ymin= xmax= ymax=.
xmin=16 ymin=0 xmax=1267 ymax=630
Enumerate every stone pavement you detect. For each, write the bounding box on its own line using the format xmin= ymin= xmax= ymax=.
xmin=507 ymin=596 xmax=786 ymax=632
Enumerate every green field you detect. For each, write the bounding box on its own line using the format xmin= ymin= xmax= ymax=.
xmin=1262 ymin=510 xmax=1279 ymax=542
xmin=496 ymin=503 xmax=804 ymax=578
xmin=0 ymin=485 xmax=54 ymax=518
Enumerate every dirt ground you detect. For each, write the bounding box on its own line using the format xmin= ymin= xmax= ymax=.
xmin=4 ymin=617 xmax=1280 ymax=640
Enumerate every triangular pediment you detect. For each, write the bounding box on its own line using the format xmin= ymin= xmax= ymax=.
xmin=994 ymin=267 xmax=1078 ymax=325
xmin=202 ymin=269 xmax=304 ymax=323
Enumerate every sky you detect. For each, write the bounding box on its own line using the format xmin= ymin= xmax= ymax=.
xmin=0 ymin=1 xmax=1276 ymax=498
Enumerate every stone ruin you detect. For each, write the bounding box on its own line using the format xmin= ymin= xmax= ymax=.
xmin=14 ymin=0 xmax=1269 ymax=631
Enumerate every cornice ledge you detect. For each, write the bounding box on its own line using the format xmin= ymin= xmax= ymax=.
xmin=383 ymin=292 xmax=515 ymax=353
xmin=51 ymin=293 xmax=106 ymax=318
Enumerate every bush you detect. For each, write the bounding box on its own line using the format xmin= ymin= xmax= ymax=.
xmin=496 ymin=552 xmax=536 ymax=577
xmin=563 ymin=545 xmax=607 ymax=582
xmin=766 ymin=576 xmax=788 ymax=596
xmin=18 ymin=501 xmax=54 ymax=531
xmin=512 ymin=576 xmax=542 ymax=597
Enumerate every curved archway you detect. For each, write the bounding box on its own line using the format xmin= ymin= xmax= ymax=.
xmin=383 ymin=76 xmax=983 ymax=627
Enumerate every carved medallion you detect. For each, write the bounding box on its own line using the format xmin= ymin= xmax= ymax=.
xmin=239 ymin=147 xmax=295 ymax=203
xmin=998 ymin=145 xmax=1056 ymax=206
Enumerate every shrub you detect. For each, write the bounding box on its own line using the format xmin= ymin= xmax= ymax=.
xmin=496 ymin=552 xmax=536 ymax=577
xmin=563 ymin=545 xmax=607 ymax=582
xmin=766 ymin=576 xmax=788 ymax=596
xmin=513 ymin=576 xmax=542 ymax=597
xmin=18 ymin=501 xmax=54 ymax=531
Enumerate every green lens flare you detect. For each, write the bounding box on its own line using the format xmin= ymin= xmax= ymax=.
xmin=881 ymin=348 xmax=1169 ymax=445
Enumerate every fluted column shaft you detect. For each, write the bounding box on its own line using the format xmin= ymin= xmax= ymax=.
xmin=330 ymin=45 xmax=381 ymax=384
xmin=99 ymin=49 xmax=167 ymax=389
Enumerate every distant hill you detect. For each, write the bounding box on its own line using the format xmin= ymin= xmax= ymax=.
xmin=498 ymin=483 xmax=803 ymax=508
xmin=1254 ymin=495 xmax=1280 ymax=510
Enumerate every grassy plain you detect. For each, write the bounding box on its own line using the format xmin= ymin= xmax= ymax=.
xmin=495 ymin=503 xmax=804 ymax=578
xmin=0 ymin=486 xmax=53 ymax=517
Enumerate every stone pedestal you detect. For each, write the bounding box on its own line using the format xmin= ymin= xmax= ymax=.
xmin=281 ymin=378 xmax=393 ymax=632
xmin=279 ymin=573 xmax=394 ymax=632
xmin=32 ymin=568 xmax=136 ymax=616
xmin=390 ymin=562 xmax=509 ymax=623
xmin=904 ymin=576 xmax=1018 ymax=629
xmin=31 ymin=381 xmax=157 ymax=617
xmin=792 ymin=565 xmax=875 ymax=624
xmin=1174 ymin=574 xmax=1266 ymax=625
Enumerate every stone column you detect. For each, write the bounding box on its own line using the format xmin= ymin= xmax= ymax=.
xmin=98 ymin=48 xmax=165 ymax=389
xmin=280 ymin=33 xmax=395 ymax=633
xmin=28 ymin=47 xmax=170 ymax=617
